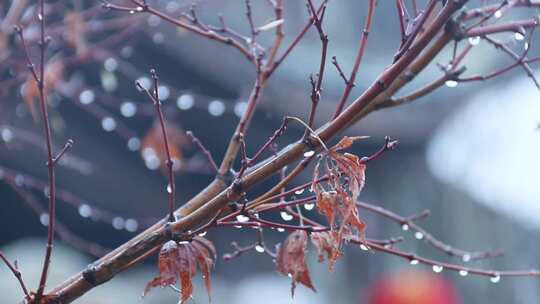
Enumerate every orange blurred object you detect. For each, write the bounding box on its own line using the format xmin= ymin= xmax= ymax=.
xmin=367 ymin=270 xmax=461 ymax=304
xmin=140 ymin=121 xmax=187 ymax=172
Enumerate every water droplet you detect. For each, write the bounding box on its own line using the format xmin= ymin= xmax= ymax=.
xmin=234 ymin=225 xmax=242 ymax=229
xmin=462 ymin=254 xmax=471 ymax=262
xmin=40 ymin=213 xmax=49 ymax=226
xmin=125 ymin=218 xmax=138 ymax=232
xmin=178 ymin=240 xmax=190 ymax=245
xmin=144 ymin=157 xmax=160 ymax=170
xmin=198 ymin=231 xmax=207 ymax=237
xmin=147 ymin=15 xmax=161 ymax=27
xmin=494 ymin=10 xmax=502 ymax=18
xmin=152 ymin=32 xmax=165 ymax=44
xmin=208 ymin=100 xmax=225 ymax=116
xmin=255 ymin=245 xmax=264 ymax=253
xmin=287 ymin=273 xmax=293 ymax=278
xmin=78 ymin=204 xmax=92 ymax=218
xmin=490 ymin=274 xmax=501 ymax=283
xmin=445 ymin=80 xmax=458 ymax=88
xmin=101 ymin=117 xmax=117 ymax=132
xmin=37 ymin=13 xmax=43 ymax=21
xmin=112 ymin=217 xmax=125 ymax=230
xmin=129 ymin=10 xmax=135 ymax=14
xmin=303 ymin=150 xmax=315 ymax=157
xmin=177 ymin=94 xmax=194 ymax=110
xmin=524 ymin=42 xmax=529 ymax=51
xmin=468 ymin=36 xmax=480 ymax=46
xmin=104 ymin=58 xmax=118 ymax=72
xmin=432 ymin=265 xmax=444 ymax=273
xmin=234 ymin=101 xmax=248 ymax=117
xmin=143 ymin=148 xmax=160 ymax=170
xmin=414 ymin=232 xmax=424 ymax=240
xmin=401 ymin=224 xmax=409 ymax=231
xmin=79 ymin=89 xmax=95 ymax=104
xmin=360 ymin=244 xmax=369 ymax=251
xmin=277 ymin=228 xmax=285 ymax=232
xmin=158 ymin=85 xmax=170 ymax=100
xmin=120 ymin=101 xmax=137 ymax=117
xmin=43 ymin=186 xmax=50 ymax=198
xmin=101 ymin=70 xmax=118 ymax=92
xmin=166 ymin=184 xmax=172 ymax=193
xmin=172 ymin=157 xmax=182 ymax=171
xmin=280 ymin=211 xmax=293 ymax=221
xmin=142 ymin=147 xmax=155 ymax=159
xmin=162 ymin=240 xmax=178 ymax=251
xmin=166 ymin=1 xmax=180 ymax=13
xmin=410 ymin=259 xmax=419 ymax=265
xmin=515 ymin=32 xmax=525 ymax=41
xmin=136 ymin=77 xmax=151 ymax=91
xmin=295 ymin=189 xmax=305 ymax=195
xmin=121 ymin=46 xmax=133 ymax=58
xmin=136 ymin=6 xmax=144 ymax=12
xmin=1 ymin=128 xmax=14 ymax=143
xmin=127 ymin=137 xmax=140 ymax=151
xmin=459 ymin=270 xmax=469 ymax=277
xmin=236 ymin=214 xmax=249 ymax=223
xmin=304 ymin=203 xmax=315 ymax=211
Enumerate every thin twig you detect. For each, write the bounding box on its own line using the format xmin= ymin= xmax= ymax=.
xmin=333 ymin=0 xmax=377 ymax=118
xmin=0 ymin=252 xmax=30 ymax=300
xmin=357 ymin=201 xmax=503 ymax=261
xmin=186 ymin=131 xmax=219 ymax=173
xmin=29 ymin=0 xmax=62 ymax=300
xmin=137 ymin=69 xmax=176 ymax=222
xmin=305 ymin=0 xmax=328 ymax=130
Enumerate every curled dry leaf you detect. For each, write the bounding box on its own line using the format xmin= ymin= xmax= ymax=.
xmin=276 ymin=230 xmax=315 ymax=297
xmin=23 ymin=60 xmax=64 ymax=121
xmin=310 ymin=231 xmax=341 ymax=270
xmin=144 ymin=237 xmax=216 ymax=303
xmin=311 ymin=136 xmax=368 ymax=270
xmin=141 ymin=121 xmax=188 ymax=171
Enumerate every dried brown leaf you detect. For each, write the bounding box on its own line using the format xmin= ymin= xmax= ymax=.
xmin=144 ymin=237 xmax=216 ymax=303
xmin=315 ymin=191 xmax=337 ymax=228
xmin=331 ymin=136 xmax=369 ymax=152
xmin=311 ymin=136 xmax=369 ymax=269
xmin=310 ymin=231 xmax=341 ymax=271
xmin=276 ymin=230 xmax=315 ymax=297
xmin=191 ymin=236 xmax=216 ymax=301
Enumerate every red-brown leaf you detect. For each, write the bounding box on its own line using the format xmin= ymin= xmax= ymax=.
xmin=330 ymin=136 xmax=369 ymax=152
xmin=276 ymin=230 xmax=315 ymax=297
xmin=191 ymin=236 xmax=216 ymax=301
xmin=310 ymin=231 xmax=342 ymax=271
xmin=145 ymin=237 xmax=216 ymax=303
xmin=315 ymin=191 xmax=337 ymax=228
xmin=311 ymin=136 xmax=369 ymax=269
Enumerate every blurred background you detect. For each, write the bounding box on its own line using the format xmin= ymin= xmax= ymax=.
xmin=1 ymin=0 xmax=540 ymax=303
